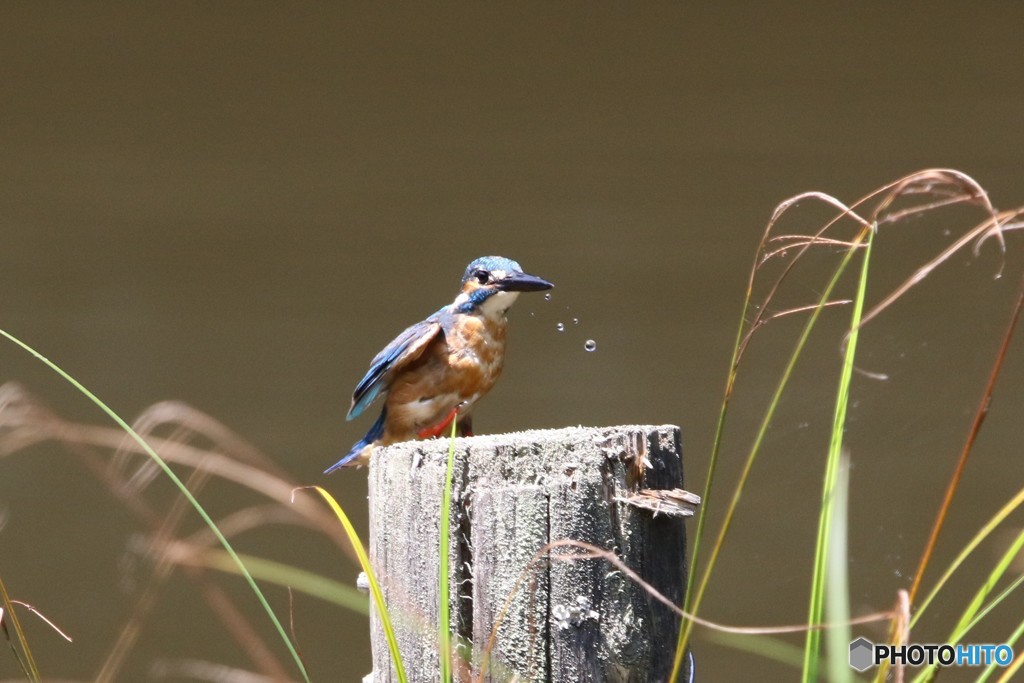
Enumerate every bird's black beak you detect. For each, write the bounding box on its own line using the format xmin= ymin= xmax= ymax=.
xmin=497 ymin=271 xmax=554 ymax=292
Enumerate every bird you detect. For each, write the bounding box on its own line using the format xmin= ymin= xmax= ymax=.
xmin=325 ymin=256 xmax=553 ymax=473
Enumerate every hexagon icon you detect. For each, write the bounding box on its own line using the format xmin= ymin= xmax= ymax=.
xmin=849 ymin=637 xmax=875 ymax=672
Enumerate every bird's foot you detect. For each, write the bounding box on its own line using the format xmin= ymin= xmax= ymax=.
xmin=417 ymin=406 xmax=461 ymax=439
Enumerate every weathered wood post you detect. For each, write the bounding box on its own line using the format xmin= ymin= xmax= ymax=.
xmin=366 ymin=425 xmax=695 ymax=682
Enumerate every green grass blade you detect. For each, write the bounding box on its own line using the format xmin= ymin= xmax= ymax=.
xmin=310 ymin=486 xmax=408 ymax=683
xmin=957 ymin=568 xmax=1024 ymax=639
xmin=674 ymin=230 xmax=867 ymax=681
xmin=438 ymin=417 xmax=458 ymax=683
xmin=977 ymin=617 xmax=1024 ymax=683
xmin=993 ymin=654 xmax=1024 ymax=683
xmin=911 ymin=525 xmax=1024 ymax=682
xmin=189 ymin=550 xmax=370 ymax=614
xmin=911 ymin=485 xmax=1024 ymax=628
xmin=824 ymin=456 xmax=853 ymax=683
xmin=804 ymin=226 xmax=873 ymax=682
xmin=0 ymin=573 xmax=41 ymax=681
xmin=671 ymin=296 xmax=750 ymax=680
xmin=0 ymin=327 xmax=310 ymax=683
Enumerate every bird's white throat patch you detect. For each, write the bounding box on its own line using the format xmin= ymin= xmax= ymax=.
xmin=478 ymin=290 xmax=519 ymax=319
xmin=454 ymin=289 xmax=520 ymax=320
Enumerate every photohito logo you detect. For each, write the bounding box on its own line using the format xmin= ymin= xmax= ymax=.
xmin=849 ymin=637 xmax=1013 ymax=672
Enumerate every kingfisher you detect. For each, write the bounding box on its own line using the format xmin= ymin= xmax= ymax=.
xmin=325 ymin=256 xmax=553 ymax=473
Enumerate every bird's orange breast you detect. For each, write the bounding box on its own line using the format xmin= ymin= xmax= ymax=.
xmin=381 ymin=314 xmax=508 ymax=442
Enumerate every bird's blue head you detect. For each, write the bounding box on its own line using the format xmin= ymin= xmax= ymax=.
xmin=455 ymin=256 xmax=553 ymax=316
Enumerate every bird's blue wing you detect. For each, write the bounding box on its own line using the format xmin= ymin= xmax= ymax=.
xmin=348 ymin=318 xmax=444 ymax=420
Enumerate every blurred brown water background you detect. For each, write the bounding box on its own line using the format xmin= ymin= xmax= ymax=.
xmin=2 ymin=4 xmax=1023 ymax=681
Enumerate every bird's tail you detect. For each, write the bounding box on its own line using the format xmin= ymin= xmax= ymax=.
xmin=324 ymin=408 xmax=387 ymax=474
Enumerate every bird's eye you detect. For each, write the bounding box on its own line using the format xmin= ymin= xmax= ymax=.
xmin=474 ymin=270 xmax=489 ymax=284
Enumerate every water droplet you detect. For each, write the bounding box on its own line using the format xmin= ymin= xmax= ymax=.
xmin=556 ymin=322 xmax=564 ymax=332
xmin=572 ymin=318 xmax=579 ymax=325
xmin=543 ymin=293 xmax=552 ymax=301
xmin=584 ymin=340 xmax=597 ymax=352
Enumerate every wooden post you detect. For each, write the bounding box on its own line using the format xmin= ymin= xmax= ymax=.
xmin=366 ymin=425 xmax=695 ymax=682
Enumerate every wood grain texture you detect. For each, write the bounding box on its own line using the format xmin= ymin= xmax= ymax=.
xmin=367 ymin=425 xmax=690 ymax=683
